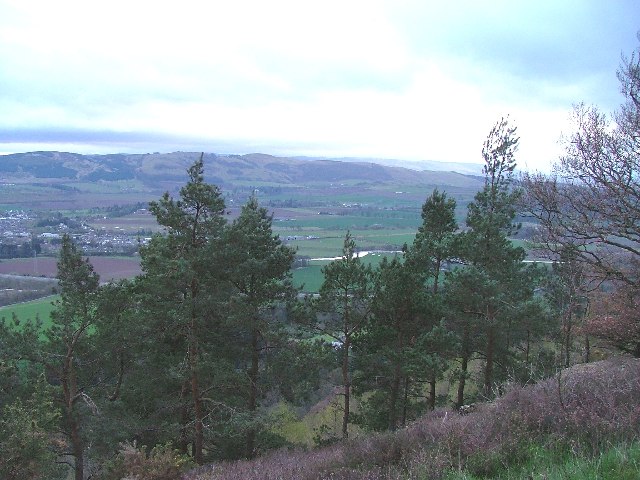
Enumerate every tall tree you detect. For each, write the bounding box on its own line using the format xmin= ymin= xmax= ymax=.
xmin=311 ymin=232 xmax=373 ymax=439
xmin=405 ymin=188 xmax=459 ymax=409
xmin=353 ymin=254 xmax=454 ymax=431
xmin=220 ymin=196 xmax=295 ymax=458
xmin=2 ymin=235 xmax=102 ymax=480
xmin=86 ymin=279 xmax=149 ymax=459
xmin=353 ymin=256 xmax=425 ymax=431
xmin=47 ymin=234 xmax=100 ymax=480
xmin=138 ymin=155 xmax=227 ymax=464
xmin=451 ymin=118 xmax=541 ymax=400
xmin=544 ymin=247 xmax=591 ymax=367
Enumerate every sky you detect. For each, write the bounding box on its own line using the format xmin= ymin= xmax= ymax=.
xmin=0 ymin=1 xmax=638 ymax=172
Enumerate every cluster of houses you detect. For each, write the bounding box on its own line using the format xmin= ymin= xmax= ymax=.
xmin=0 ymin=210 xmax=146 ymax=258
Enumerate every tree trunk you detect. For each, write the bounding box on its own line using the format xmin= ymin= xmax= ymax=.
xmin=388 ymin=363 xmax=401 ymax=430
xmin=189 ymin=340 xmax=204 ymax=465
xmin=389 ymin=323 xmax=405 ymax=431
xmin=178 ymin=380 xmax=190 ymax=455
xmin=583 ymin=334 xmax=590 ymax=363
xmin=429 ymin=377 xmax=436 ymax=411
xmin=484 ymin=325 xmax=495 ymax=397
xmin=246 ymin=327 xmax=259 ymax=458
xmin=564 ymin=315 xmax=572 ymax=368
xmin=456 ymin=326 xmax=470 ymax=409
xmin=188 ymin=278 xmax=205 ymax=465
xmin=456 ymin=354 xmax=468 ymax=410
xmin=69 ymin=415 xmax=84 ymax=480
xmin=108 ymin=354 xmax=125 ymax=402
xmin=341 ymin=337 xmax=351 ymax=439
xmin=433 ymin=257 xmax=441 ymax=294
xmin=62 ymin=351 xmax=84 ymax=480
xmin=401 ymin=377 xmax=409 ymax=427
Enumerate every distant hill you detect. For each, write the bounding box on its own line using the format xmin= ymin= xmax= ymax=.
xmin=293 ymin=155 xmax=484 ymax=175
xmin=0 ymin=151 xmax=484 ymax=191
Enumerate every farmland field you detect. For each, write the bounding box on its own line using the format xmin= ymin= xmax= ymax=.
xmin=0 ymin=256 xmax=142 ymax=281
xmin=0 ymin=294 xmax=59 ymax=330
xmin=292 ymin=252 xmax=402 ymax=293
xmin=283 ymin=229 xmax=415 ymax=258
xmin=89 ymin=214 xmax=162 ymax=234
xmin=0 ymin=168 xmax=490 ymax=300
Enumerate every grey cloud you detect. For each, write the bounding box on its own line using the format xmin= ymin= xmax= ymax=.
xmin=397 ymin=1 xmax=640 ymax=108
xmin=0 ymin=127 xmax=340 ymax=157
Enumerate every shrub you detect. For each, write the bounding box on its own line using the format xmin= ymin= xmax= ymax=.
xmin=97 ymin=442 xmax=194 ymax=480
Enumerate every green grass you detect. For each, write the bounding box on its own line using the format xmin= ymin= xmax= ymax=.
xmin=443 ymin=442 xmax=640 ymax=480
xmin=0 ymin=295 xmax=59 ymax=330
xmin=292 ymin=253 xmax=403 ymax=293
xmin=292 ymin=265 xmax=325 ymax=293
xmin=68 ymin=180 xmax=149 ymax=194
xmin=285 ymin=229 xmax=415 ymax=258
xmin=276 ymin=215 xmax=420 ymax=230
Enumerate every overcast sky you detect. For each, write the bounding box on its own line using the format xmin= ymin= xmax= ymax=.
xmin=0 ymin=1 xmax=638 ymax=171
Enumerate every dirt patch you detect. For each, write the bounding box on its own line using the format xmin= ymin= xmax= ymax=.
xmin=0 ymin=256 xmax=142 ymax=281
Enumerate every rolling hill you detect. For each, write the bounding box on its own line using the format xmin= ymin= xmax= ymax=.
xmin=0 ymin=151 xmax=485 ymax=209
xmin=0 ymin=151 xmax=483 ymax=189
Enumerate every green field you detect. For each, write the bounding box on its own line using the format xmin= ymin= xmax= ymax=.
xmin=68 ymin=179 xmax=150 ymax=194
xmin=0 ymin=295 xmax=59 ymax=330
xmin=0 ymin=173 xmax=487 ymax=297
xmin=292 ymin=264 xmax=326 ymax=292
xmin=278 ymin=219 xmax=417 ymax=257
xmin=275 ymin=216 xmax=420 ymax=230
xmin=292 ymin=253 xmax=403 ymax=293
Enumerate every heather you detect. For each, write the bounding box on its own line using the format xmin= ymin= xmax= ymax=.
xmin=184 ymin=357 xmax=640 ymax=479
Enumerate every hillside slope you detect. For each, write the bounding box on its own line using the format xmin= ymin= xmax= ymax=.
xmin=0 ymin=151 xmax=483 ymax=190
xmin=183 ymin=357 xmax=640 ymax=480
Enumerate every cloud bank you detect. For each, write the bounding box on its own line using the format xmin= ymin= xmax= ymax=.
xmin=0 ymin=0 xmax=638 ymax=171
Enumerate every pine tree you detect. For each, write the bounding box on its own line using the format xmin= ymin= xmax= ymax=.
xmin=408 ymin=188 xmax=458 ymax=294
xmin=311 ymin=232 xmax=373 ymax=439
xmin=2 ymin=234 xmax=102 ymax=480
xmin=353 ymin=256 xmax=431 ymax=431
xmin=451 ymin=118 xmax=541 ymax=402
xmin=138 ymin=155 xmax=227 ymax=464
xmin=405 ymin=188 xmax=459 ymax=409
xmin=220 ymin=196 xmax=295 ymax=458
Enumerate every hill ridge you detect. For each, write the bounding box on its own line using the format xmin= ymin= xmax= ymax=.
xmin=0 ymin=151 xmax=483 ymax=190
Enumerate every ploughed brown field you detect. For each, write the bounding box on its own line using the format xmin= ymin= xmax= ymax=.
xmin=0 ymin=256 xmax=142 ymax=281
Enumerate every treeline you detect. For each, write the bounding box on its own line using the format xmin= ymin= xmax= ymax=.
xmin=0 ymin=238 xmax=41 ymax=259
xmin=88 ymin=202 xmax=148 ymax=218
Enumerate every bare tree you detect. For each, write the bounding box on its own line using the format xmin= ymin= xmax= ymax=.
xmin=585 ymin=284 xmax=640 ymax=357
xmin=521 ymin=36 xmax=640 ymax=288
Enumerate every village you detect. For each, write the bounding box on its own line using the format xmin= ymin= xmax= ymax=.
xmin=0 ymin=209 xmax=146 ymax=258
